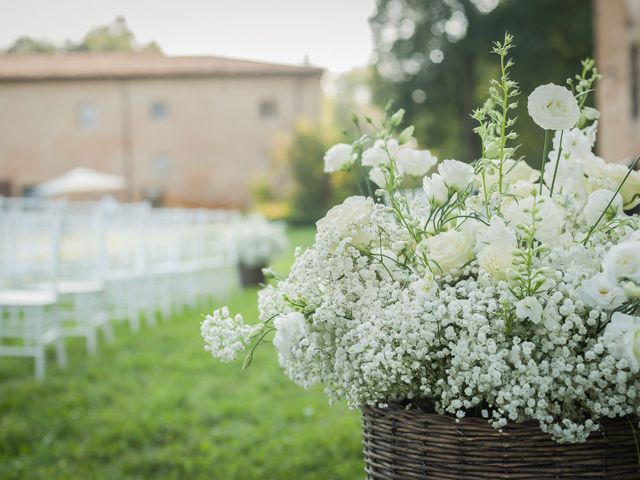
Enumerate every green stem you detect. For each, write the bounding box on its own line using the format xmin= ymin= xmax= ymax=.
xmin=549 ymin=130 xmax=564 ymax=196
xmin=539 ymin=129 xmax=549 ymax=194
xmin=498 ymin=53 xmax=508 ymax=195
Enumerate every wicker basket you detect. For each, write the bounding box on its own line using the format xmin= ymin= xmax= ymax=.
xmin=362 ymin=405 xmax=639 ymax=479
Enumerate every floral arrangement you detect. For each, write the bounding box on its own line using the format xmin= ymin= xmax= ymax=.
xmin=233 ymin=213 xmax=288 ymax=268
xmin=202 ymin=35 xmax=640 ymax=443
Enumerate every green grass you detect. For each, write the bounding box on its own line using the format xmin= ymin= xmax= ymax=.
xmin=0 ymin=227 xmax=364 ymax=480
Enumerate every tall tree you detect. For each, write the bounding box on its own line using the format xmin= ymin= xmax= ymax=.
xmin=369 ymin=0 xmax=593 ymax=164
xmin=4 ymin=17 xmax=161 ymax=54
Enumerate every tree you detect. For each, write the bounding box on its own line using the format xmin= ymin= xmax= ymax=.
xmin=369 ymin=0 xmax=593 ymax=164
xmin=6 ymin=36 xmax=56 ymax=54
xmin=4 ymin=17 xmax=161 ymax=54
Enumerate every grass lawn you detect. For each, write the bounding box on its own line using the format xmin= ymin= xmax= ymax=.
xmin=0 ymin=227 xmax=364 ymax=480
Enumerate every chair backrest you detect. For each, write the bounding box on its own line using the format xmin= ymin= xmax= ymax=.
xmin=102 ymin=202 xmax=149 ymax=279
xmin=58 ymin=203 xmax=105 ymax=284
xmin=0 ymin=198 xmax=64 ymax=292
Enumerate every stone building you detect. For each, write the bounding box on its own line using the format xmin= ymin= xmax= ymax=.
xmin=0 ymin=52 xmax=322 ymax=207
xmin=594 ymin=0 xmax=640 ymax=163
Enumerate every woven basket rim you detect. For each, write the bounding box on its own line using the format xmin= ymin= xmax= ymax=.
xmin=363 ymin=402 xmax=637 ymax=431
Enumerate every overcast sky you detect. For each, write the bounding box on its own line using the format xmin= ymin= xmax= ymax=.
xmin=0 ymin=0 xmax=377 ymax=72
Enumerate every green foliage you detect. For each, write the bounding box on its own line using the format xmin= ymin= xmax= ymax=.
xmin=4 ymin=17 xmax=161 ymax=54
xmin=5 ymin=37 xmax=56 ymax=54
xmin=281 ymin=121 xmax=357 ymax=225
xmin=369 ymin=0 xmax=593 ymax=164
xmin=0 ymin=228 xmax=364 ymax=480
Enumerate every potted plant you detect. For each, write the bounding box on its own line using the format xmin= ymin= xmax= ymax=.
xmin=202 ymin=34 xmax=640 ymax=478
xmin=234 ymin=213 xmax=288 ymax=287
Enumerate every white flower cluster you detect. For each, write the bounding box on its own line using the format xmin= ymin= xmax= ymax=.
xmin=203 ymin=39 xmax=640 ymax=443
xmin=233 ymin=214 xmax=288 ymax=267
xmin=201 ymin=307 xmax=253 ymax=362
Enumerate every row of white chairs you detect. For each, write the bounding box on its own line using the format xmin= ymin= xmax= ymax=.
xmin=0 ymin=198 xmax=241 ymax=380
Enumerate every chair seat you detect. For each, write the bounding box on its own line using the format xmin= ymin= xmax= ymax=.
xmin=57 ymin=281 xmax=103 ymax=295
xmin=0 ymin=289 xmax=58 ymax=307
xmin=106 ymin=270 xmax=146 ymax=282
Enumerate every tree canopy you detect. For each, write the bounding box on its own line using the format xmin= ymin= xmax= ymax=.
xmin=4 ymin=17 xmax=161 ymax=54
xmin=369 ymin=0 xmax=593 ymax=164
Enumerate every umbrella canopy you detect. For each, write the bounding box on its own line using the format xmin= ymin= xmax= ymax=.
xmin=35 ymin=167 xmax=125 ymax=197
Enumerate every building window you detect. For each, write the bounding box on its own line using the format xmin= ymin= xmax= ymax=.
xmin=150 ymin=101 xmax=169 ymax=121
xmin=632 ymin=44 xmax=639 ymax=120
xmin=259 ymin=99 xmax=278 ymax=119
xmin=77 ymin=102 xmax=98 ymax=129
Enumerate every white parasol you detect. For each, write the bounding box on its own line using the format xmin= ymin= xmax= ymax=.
xmin=35 ymin=167 xmax=125 ymax=197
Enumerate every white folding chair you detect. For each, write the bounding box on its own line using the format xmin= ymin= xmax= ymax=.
xmin=56 ymin=203 xmax=113 ymax=354
xmin=0 ymin=198 xmax=67 ymax=380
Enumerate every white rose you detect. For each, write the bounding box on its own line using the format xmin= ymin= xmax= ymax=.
xmin=602 ymin=163 xmax=640 ymax=210
xmin=422 ymin=173 xmax=449 ymax=206
xmin=424 ymin=230 xmax=474 ymax=275
xmin=583 ymin=189 xmax=624 ymax=226
xmin=603 ymin=239 xmax=640 ymax=287
xmin=316 ymin=196 xmax=374 ymax=246
xmin=579 ymin=272 xmax=626 ymax=310
xmin=527 ymin=83 xmax=580 ymax=130
xmin=437 ymin=159 xmax=474 ymax=192
xmin=362 ymin=139 xmax=399 ymax=167
xmin=602 ymin=312 xmax=640 ymax=370
xmin=477 ymin=241 xmax=514 ymax=281
xmin=396 ymin=149 xmax=437 ymax=177
xmin=273 ymin=312 xmax=306 ymax=363
xmin=369 ymin=167 xmax=388 ymax=188
xmin=515 ymin=296 xmax=544 ymax=324
xmin=323 ymin=143 xmax=354 ymax=173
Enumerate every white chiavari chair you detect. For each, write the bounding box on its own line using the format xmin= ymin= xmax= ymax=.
xmin=56 ymin=203 xmax=113 ymax=354
xmin=0 ymin=198 xmax=67 ymax=380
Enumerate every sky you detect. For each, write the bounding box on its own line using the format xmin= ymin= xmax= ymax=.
xmin=0 ymin=0 xmax=377 ymax=73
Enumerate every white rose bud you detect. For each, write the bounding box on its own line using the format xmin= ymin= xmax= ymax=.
xmin=323 ymin=143 xmax=355 ymax=173
xmin=527 ymin=83 xmax=580 ymax=130
xmin=369 ymin=167 xmax=388 ymax=188
xmin=423 ymin=173 xmax=449 ymax=206
xmin=437 ymin=159 xmax=474 ymax=192
xmin=396 ymin=149 xmax=438 ymax=177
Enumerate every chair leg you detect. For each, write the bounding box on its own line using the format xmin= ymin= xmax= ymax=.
xmin=34 ymin=346 xmax=45 ymax=381
xmin=145 ymin=308 xmax=156 ymax=327
xmin=55 ymin=336 xmax=67 ymax=367
xmin=102 ymin=319 xmax=115 ymax=344
xmin=86 ymin=329 xmax=97 ymax=355
xmin=128 ymin=309 xmax=140 ymax=332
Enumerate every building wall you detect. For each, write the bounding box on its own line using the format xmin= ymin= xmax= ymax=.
xmin=0 ymin=73 xmax=321 ymax=207
xmin=594 ymin=0 xmax=640 ymax=163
